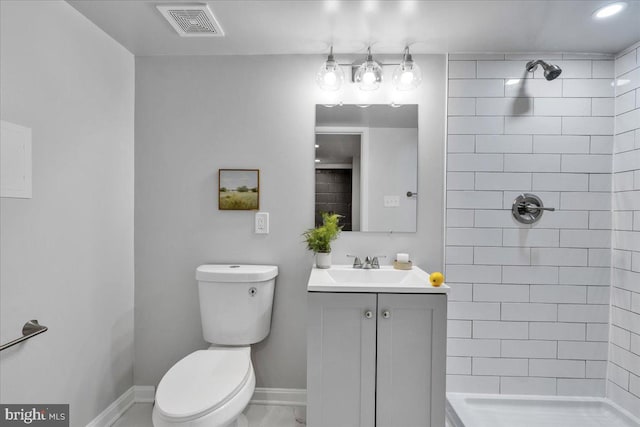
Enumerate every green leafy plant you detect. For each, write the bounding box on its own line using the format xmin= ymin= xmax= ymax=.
xmin=303 ymin=213 xmax=343 ymax=253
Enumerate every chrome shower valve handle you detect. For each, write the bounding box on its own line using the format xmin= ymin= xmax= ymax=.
xmin=512 ymin=193 xmax=556 ymax=224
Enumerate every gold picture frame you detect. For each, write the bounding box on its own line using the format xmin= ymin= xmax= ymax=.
xmin=218 ymin=169 xmax=260 ymax=210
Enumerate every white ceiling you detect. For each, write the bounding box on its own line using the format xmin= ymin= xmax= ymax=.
xmin=68 ymin=0 xmax=640 ymax=56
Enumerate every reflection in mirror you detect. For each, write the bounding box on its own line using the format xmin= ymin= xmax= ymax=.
xmin=315 ymin=104 xmax=418 ymax=232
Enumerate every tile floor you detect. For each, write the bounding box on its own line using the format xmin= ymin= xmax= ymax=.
xmin=112 ymin=403 xmax=306 ymax=427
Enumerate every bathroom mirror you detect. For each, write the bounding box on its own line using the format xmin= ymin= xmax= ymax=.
xmin=315 ymin=104 xmax=418 ymax=232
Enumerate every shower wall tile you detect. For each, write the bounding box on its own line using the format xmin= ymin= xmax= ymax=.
xmin=500 ymin=377 xmax=557 ymax=395
xmin=533 ymin=135 xmax=590 ymax=153
xmin=448 ymin=60 xmax=476 ymax=78
xmin=562 ymin=79 xmax=614 ymax=97
xmin=557 ymin=379 xmax=606 ymax=396
xmin=446 ymin=55 xmax=615 ymax=397
xmin=476 ymin=60 xmax=530 ymax=78
xmin=592 ymin=98 xmax=615 ymax=116
xmin=610 ymin=43 xmax=640 ymax=418
xmin=446 ymin=375 xmax=500 ymax=393
xmin=504 ymin=116 xmax=562 ymax=134
xmin=449 ymin=79 xmax=504 ymax=97
xmin=529 ymin=322 xmax=586 ymax=341
xmin=501 ymin=340 xmax=558 ymax=359
xmin=476 ymin=135 xmax=533 ymax=153
xmin=472 ymin=358 xmax=529 ymax=376
xmin=562 ymin=117 xmax=614 ymax=135
xmin=476 ymin=97 xmax=533 ymax=116
xmin=504 ymin=79 xmax=562 ymax=97
xmin=592 ymin=60 xmax=615 ymax=78
xmin=561 ymin=154 xmax=612 ymax=172
xmin=534 ymin=98 xmax=591 ymax=116
xmin=529 ymin=359 xmax=585 ymax=378
xmin=473 ymin=284 xmax=529 ymax=302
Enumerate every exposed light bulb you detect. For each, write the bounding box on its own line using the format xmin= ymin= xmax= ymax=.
xmin=363 ymin=71 xmax=376 ymax=84
xmin=316 ymin=46 xmax=344 ymax=91
xmin=400 ymin=71 xmax=414 ymax=85
xmin=392 ymin=46 xmax=422 ymax=90
xmin=324 ymin=72 xmax=337 ymax=85
xmin=354 ymin=47 xmax=383 ymax=91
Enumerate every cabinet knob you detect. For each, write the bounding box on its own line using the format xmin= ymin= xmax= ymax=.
xmin=364 ymin=310 xmax=373 ymax=319
xmin=382 ymin=310 xmax=391 ymax=319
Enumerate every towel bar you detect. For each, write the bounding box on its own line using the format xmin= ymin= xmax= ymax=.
xmin=0 ymin=320 xmax=48 ymax=351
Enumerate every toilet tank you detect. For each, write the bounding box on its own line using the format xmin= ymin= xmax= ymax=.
xmin=196 ymin=264 xmax=278 ymax=345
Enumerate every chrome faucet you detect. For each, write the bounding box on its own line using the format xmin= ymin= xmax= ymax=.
xmin=347 ymin=254 xmax=363 ymax=269
xmin=370 ymin=256 xmax=385 ymax=269
xmin=349 ymin=255 xmax=386 ymax=269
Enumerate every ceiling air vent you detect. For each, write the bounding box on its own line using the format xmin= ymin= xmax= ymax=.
xmin=157 ymin=4 xmax=224 ymax=37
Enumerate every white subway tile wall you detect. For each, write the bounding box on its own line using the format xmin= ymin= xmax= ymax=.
xmin=446 ymin=53 xmax=615 ymax=396
xmin=608 ymin=43 xmax=640 ymax=419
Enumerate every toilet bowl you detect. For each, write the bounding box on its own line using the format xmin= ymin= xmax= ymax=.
xmin=152 ymin=264 xmax=278 ymax=427
xmin=153 ymin=347 xmax=255 ymax=427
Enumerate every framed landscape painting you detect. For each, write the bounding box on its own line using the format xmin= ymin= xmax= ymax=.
xmin=218 ymin=169 xmax=260 ymax=210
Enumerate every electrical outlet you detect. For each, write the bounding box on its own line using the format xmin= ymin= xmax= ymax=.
xmin=255 ymin=212 xmax=269 ymax=234
xmin=384 ymin=196 xmax=400 ymax=207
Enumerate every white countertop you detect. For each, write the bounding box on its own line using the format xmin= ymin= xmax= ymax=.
xmin=307 ymin=265 xmax=449 ymax=294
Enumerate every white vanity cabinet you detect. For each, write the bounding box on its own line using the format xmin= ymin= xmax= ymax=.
xmin=307 ymin=291 xmax=447 ymax=427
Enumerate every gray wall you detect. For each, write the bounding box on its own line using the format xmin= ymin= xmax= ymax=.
xmin=445 ymin=53 xmax=615 ymax=395
xmin=0 ymin=1 xmax=135 ymax=425
xmin=608 ymin=41 xmax=640 ymax=418
xmin=134 ymin=54 xmax=445 ymax=388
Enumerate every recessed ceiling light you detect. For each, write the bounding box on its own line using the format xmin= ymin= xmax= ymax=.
xmin=593 ymin=2 xmax=627 ymax=19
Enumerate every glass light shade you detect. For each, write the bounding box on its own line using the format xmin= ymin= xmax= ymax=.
xmin=316 ymin=49 xmax=344 ymax=91
xmin=354 ymin=58 xmax=383 ymax=91
xmin=392 ymin=49 xmax=422 ymax=90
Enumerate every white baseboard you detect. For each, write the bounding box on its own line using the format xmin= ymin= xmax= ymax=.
xmin=86 ymin=387 xmax=135 ymax=427
xmin=86 ymin=385 xmax=156 ymax=427
xmin=134 ymin=385 xmax=156 ymax=403
xmin=250 ymin=387 xmax=306 ymax=407
xmin=86 ymin=385 xmax=304 ymax=426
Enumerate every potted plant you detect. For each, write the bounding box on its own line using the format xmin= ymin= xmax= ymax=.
xmin=304 ymin=212 xmax=343 ymax=269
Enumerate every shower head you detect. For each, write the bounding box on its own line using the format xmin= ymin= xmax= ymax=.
xmin=526 ymin=60 xmax=562 ymax=81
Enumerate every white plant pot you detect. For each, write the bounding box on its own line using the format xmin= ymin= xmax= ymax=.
xmin=315 ymin=252 xmax=332 ymax=269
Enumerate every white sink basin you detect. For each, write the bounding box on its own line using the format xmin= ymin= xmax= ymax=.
xmin=308 ymin=265 xmax=449 ymax=293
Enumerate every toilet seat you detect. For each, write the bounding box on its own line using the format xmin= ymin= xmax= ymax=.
xmin=155 ymin=347 xmax=252 ymax=422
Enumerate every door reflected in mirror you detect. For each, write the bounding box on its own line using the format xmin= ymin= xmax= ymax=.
xmin=315 ymin=104 xmax=418 ymax=233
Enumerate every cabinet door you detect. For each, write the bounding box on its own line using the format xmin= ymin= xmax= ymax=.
xmin=376 ymin=294 xmax=447 ymax=427
xmin=307 ymin=292 xmax=377 ymax=427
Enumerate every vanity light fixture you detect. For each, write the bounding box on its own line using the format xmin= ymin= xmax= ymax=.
xmin=316 ymin=46 xmax=423 ymax=92
xmin=593 ymin=1 xmax=627 ymax=19
xmin=392 ymin=46 xmax=422 ymax=90
xmin=354 ymin=47 xmax=384 ymax=91
xmin=316 ymin=46 xmax=345 ymax=91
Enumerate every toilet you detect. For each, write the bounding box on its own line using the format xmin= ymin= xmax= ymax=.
xmin=152 ymin=264 xmax=278 ymax=427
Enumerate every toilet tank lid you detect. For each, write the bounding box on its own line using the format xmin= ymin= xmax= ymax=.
xmin=196 ymin=264 xmax=278 ymax=282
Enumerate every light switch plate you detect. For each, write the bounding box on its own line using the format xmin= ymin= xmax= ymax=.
xmin=384 ymin=196 xmax=400 ymax=208
xmin=255 ymin=212 xmax=269 ymax=234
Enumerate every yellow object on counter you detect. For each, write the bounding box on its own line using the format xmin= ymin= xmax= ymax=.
xmin=429 ymin=272 xmax=444 ymax=287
